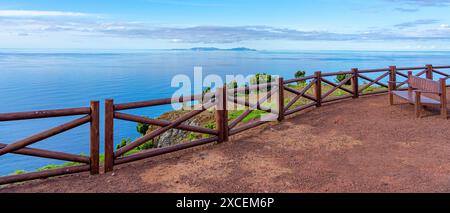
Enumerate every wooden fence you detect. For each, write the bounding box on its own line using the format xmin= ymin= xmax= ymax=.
xmin=1 ymin=64 xmax=449 ymax=184
xmin=102 ymin=64 xmax=450 ymax=172
xmin=0 ymin=101 xmax=99 ymax=185
xmin=104 ymin=94 xmax=221 ymax=172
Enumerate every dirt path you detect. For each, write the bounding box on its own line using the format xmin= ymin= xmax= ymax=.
xmin=2 ymin=93 xmax=450 ymax=193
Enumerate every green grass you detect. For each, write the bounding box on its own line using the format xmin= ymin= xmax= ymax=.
xmin=11 ymin=170 xmax=26 ymax=175
xmin=9 ymin=154 xmax=106 ymax=176
xmin=36 ymin=162 xmax=82 ymax=172
xmin=228 ymin=109 xmax=268 ymax=123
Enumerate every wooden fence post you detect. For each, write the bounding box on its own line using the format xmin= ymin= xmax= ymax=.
xmin=351 ymin=68 xmax=359 ymax=99
xmin=315 ymin=71 xmax=322 ymax=107
xmin=215 ymin=86 xmax=229 ymax=143
xmin=389 ymin=66 xmax=397 ymax=105
xmin=215 ymin=86 xmax=225 ymax=143
xmin=277 ymin=77 xmax=285 ymax=121
xmin=389 ymin=66 xmax=397 ymax=83
xmin=104 ymin=99 xmax=114 ymax=173
xmin=89 ymin=101 xmax=100 ymax=175
xmin=390 ymin=65 xmax=397 ymax=90
xmin=440 ymin=78 xmax=448 ymax=119
xmin=426 ymin=64 xmax=433 ymax=80
xmin=222 ymin=86 xmax=229 ymax=142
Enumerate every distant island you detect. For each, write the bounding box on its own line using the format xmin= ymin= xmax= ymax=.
xmin=172 ymin=47 xmax=257 ymax=51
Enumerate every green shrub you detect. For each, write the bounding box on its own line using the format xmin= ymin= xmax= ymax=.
xmin=336 ymin=74 xmax=352 ymax=86
xmin=11 ymin=170 xmax=27 ymax=175
xmin=294 ymin=70 xmax=307 ymax=86
xmin=228 ymin=80 xmax=239 ymax=89
xmin=136 ymin=118 xmax=150 ymax=136
xmin=204 ymin=122 xmax=216 ymax=129
xmin=249 ymin=73 xmax=273 ymax=93
xmin=250 ymin=73 xmax=273 ymax=85
xmin=203 ymin=86 xmax=211 ymax=94
xmin=138 ymin=140 xmax=155 ymax=150
xmin=116 ymin=138 xmax=131 ymax=150
xmin=188 ymin=132 xmax=199 ymax=141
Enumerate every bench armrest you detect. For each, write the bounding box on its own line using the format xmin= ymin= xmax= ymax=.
xmin=413 ymin=90 xmax=440 ymax=94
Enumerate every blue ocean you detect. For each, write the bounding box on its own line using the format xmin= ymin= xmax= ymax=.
xmin=1 ymin=49 xmax=450 ymax=175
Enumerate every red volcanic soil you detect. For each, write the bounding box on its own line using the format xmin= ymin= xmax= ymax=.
xmin=2 ymin=93 xmax=450 ymax=193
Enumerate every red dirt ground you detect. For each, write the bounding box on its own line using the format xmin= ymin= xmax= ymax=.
xmin=1 ymin=93 xmax=450 ymax=193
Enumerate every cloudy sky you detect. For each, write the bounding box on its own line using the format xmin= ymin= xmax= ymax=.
xmin=1 ymin=0 xmax=450 ymax=50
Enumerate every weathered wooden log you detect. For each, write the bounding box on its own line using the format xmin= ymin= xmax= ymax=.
xmin=0 ymin=143 xmax=89 ymax=163
xmin=0 ymin=165 xmax=90 ymax=185
xmin=90 ymin=101 xmax=100 ymax=175
xmin=426 ymin=64 xmax=434 ymax=80
xmin=396 ymin=66 xmax=427 ymax=71
xmin=283 ymin=75 xmax=315 ymax=84
xmin=277 ymin=78 xmax=285 ymax=122
xmin=358 ymin=68 xmax=390 ymax=73
xmin=321 ymin=71 xmax=353 ymax=77
xmin=114 ymin=112 xmax=218 ymax=135
xmin=215 ymin=86 xmax=228 ymax=142
xmin=0 ymin=107 xmax=90 ymax=121
xmin=352 ymin=68 xmax=359 ymax=98
xmin=432 ymin=69 xmax=450 ymax=77
xmin=114 ymin=136 xmax=219 ymax=165
xmin=104 ymin=99 xmax=115 ymax=173
xmin=229 ymin=115 xmax=275 ymax=136
xmin=114 ymin=93 xmax=214 ymax=111
xmin=284 ymin=102 xmax=316 ymax=116
xmin=0 ymin=115 xmax=91 ymax=156
xmin=315 ymin=71 xmax=322 ymax=107
xmin=433 ymin=66 xmax=450 ymax=69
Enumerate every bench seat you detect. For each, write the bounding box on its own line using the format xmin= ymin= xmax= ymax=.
xmin=392 ymin=90 xmax=441 ymax=105
xmin=389 ymin=71 xmax=447 ymax=119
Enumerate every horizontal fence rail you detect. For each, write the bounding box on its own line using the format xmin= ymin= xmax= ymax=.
xmin=1 ymin=64 xmax=449 ymax=185
xmin=0 ymin=101 xmax=99 ymax=185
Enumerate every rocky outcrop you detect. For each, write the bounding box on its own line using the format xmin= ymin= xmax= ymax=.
xmin=154 ymin=119 xmax=201 ymax=148
xmin=146 ymin=110 xmax=216 ymax=148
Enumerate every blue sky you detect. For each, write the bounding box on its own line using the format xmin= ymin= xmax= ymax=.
xmin=1 ymin=0 xmax=450 ymax=50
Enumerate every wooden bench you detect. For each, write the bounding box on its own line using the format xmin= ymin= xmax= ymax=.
xmin=389 ymin=71 xmax=448 ymax=119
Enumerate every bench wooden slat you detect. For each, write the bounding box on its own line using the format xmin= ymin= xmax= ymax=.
xmin=410 ymin=76 xmax=441 ymax=94
xmin=392 ymin=91 xmax=441 ymax=105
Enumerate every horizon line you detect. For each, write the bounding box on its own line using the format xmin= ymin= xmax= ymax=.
xmin=2 ymin=48 xmax=450 ymax=52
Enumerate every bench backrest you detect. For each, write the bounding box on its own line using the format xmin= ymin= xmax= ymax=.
xmin=408 ymin=72 xmax=442 ymax=94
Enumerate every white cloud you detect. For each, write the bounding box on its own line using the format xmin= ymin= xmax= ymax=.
xmin=0 ymin=10 xmax=91 ymax=17
xmin=0 ymin=9 xmax=450 ymax=46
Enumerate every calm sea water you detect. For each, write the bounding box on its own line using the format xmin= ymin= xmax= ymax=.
xmin=1 ymin=49 xmax=450 ymax=175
